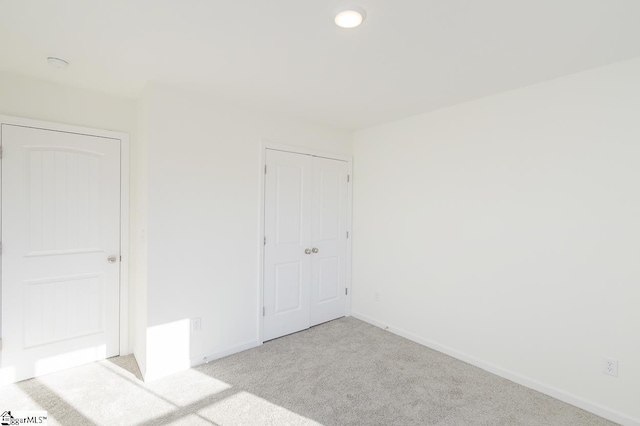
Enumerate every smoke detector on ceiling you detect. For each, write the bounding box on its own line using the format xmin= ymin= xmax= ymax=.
xmin=47 ymin=57 xmax=69 ymax=69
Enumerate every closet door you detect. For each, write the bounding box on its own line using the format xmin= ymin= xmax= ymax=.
xmin=263 ymin=149 xmax=349 ymax=341
xmin=263 ymin=150 xmax=313 ymax=341
xmin=310 ymin=157 xmax=349 ymax=326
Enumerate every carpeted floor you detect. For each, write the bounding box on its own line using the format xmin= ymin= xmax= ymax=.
xmin=0 ymin=317 xmax=615 ymax=425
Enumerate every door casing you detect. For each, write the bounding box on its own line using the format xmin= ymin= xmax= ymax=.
xmin=0 ymin=114 xmax=130 ymax=358
xmin=258 ymin=141 xmax=352 ymax=344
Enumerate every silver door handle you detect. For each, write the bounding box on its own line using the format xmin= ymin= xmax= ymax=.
xmin=305 ymin=249 xmax=311 ymax=255
xmin=108 ymin=256 xmax=118 ymax=264
xmin=312 ymin=248 xmax=319 ymax=253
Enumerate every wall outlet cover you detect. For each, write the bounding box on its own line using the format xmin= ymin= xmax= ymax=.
xmin=602 ymin=357 xmax=618 ymax=377
xmin=192 ymin=317 xmax=202 ymax=332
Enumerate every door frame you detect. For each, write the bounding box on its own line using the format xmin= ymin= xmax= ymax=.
xmin=258 ymin=141 xmax=353 ymax=344
xmin=0 ymin=114 xmax=130 ymax=356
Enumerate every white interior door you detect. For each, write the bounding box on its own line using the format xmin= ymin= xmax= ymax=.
xmin=310 ymin=157 xmax=348 ymax=326
xmin=1 ymin=124 xmax=121 ymax=384
xmin=263 ymin=150 xmax=312 ymax=341
xmin=263 ymin=149 xmax=349 ymax=342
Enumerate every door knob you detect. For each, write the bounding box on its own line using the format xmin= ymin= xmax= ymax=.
xmin=312 ymin=248 xmax=319 ymax=253
xmin=108 ymin=256 xmax=118 ymax=264
xmin=305 ymin=249 xmax=311 ymax=255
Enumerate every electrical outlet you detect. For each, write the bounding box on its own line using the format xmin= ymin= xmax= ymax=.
xmin=192 ymin=317 xmax=202 ymax=332
xmin=602 ymin=357 xmax=618 ymax=377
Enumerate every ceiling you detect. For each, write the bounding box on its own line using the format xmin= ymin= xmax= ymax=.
xmin=1 ymin=0 xmax=639 ymax=130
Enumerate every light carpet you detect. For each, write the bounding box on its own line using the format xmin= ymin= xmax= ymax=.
xmin=0 ymin=317 xmax=615 ymax=425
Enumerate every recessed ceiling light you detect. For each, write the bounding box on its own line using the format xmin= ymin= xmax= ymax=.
xmin=335 ymin=4 xmax=367 ymax=29
xmin=47 ymin=57 xmax=69 ymax=69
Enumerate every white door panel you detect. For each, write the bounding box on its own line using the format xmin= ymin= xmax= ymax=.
xmin=263 ymin=150 xmax=312 ymax=341
xmin=1 ymin=124 xmax=121 ymax=383
xmin=263 ymin=150 xmax=348 ymax=341
xmin=310 ymin=157 xmax=348 ymax=326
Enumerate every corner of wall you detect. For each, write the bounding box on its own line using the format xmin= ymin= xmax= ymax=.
xmin=130 ymin=82 xmax=151 ymax=378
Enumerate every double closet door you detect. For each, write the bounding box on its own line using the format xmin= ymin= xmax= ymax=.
xmin=263 ymin=149 xmax=349 ymax=341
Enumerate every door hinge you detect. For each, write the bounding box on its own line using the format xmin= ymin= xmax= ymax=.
xmin=346 ymin=231 xmax=349 ymax=239
xmin=345 ymin=288 xmax=348 ymax=295
xmin=263 ymin=306 xmax=266 ymax=316
xmin=264 ymin=236 xmax=266 ymax=245
xmin=0 ymin=146 xmax=3 ymax=159
xmin=265 ymin=165 xmax=267 ymax=174
xmin=347 ymin=174 xmax=350 ymax=183
xmin=0 ymin=242 xmax=2 ymax=255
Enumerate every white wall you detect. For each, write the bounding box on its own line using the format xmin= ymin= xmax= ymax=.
xmin=0 ymin=72 xmax=139 ymax=354
xmin=132 ymin=86 xmax=150 ymax=376
xmin=0 ymin=71 xmax=135 ymax=133
xmin=138 ymin=82 xmax=352 ymax=380
xmin=352 ymin=58 xmax=640 ymax=424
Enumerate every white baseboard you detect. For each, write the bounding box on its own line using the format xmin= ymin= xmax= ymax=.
xmin=143 ymin=340 xmax=260 ymax=382
xmin=190 ymin=339 xmax=260 ymax=369
xmin=351 ymin=311 xmax=639 ymax=426
xmin=132 ymin=348 xmax=146 ymax=379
